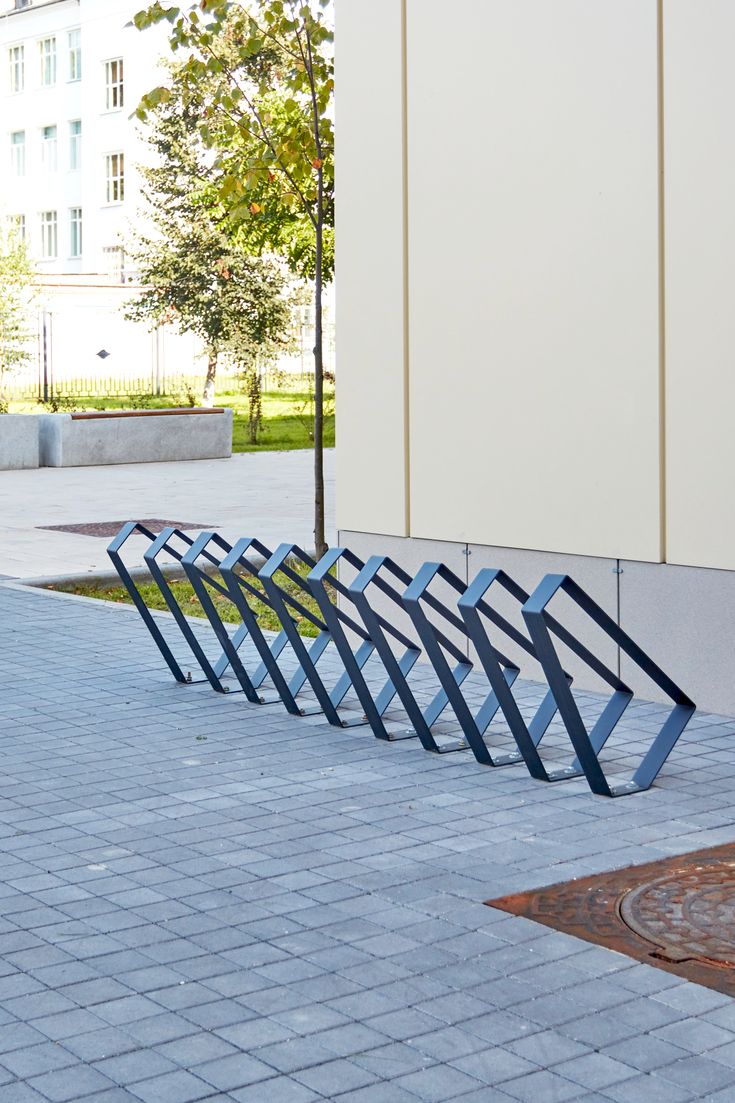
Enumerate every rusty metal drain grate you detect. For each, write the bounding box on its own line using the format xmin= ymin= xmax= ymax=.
xmin=38 ymin=520 xmax=213 ymax=539
xmin=487 ymin=842 xmax=735 ymax=995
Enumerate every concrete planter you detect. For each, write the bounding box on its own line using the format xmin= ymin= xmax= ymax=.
xmin=38 ymin=408 xmax=233 ymax=468
xmin=0 ymin=414 xmax=40 ymax=470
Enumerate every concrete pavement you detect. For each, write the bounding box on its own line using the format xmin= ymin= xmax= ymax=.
xmin=0 ymin=581 xmax=733 ymax=1100
xmin=0 ymin=449 xmax=335 ymax=579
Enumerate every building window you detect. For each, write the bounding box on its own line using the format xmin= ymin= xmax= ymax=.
xmin=8 ymin=44 xmax=24 ymax=93
xmin=41 ymin=125 xmax=58 ymax=172
xmin=9 ymin=214 xmax=26 ymax=241
xmin=104 ymin=58 xmax=124 ymax=110
xmin=39 ymin=37 xmax=57 ymax=86
xmin=105 ymin=152 xmax=125 ymax=203
xmin=69 ymin=120 xmax=81 ymax=171
xmin=69 ymin=207 xmax=82 ymax=257
xmin=10 ymin=131 xmax=25 ymax=176
xmin=40 ymin=211 xmax=58 ymax=259
xmin=68 ymin=29 xmax=81 ymax=81
xmin=103 ymin=245 xmax=125 ymax=282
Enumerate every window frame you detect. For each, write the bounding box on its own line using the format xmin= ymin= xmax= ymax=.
xmin=69 ymin=207 xmax=82 ymax=258
xmin=69 ymin=119 xmax=81 ymax=171
xmin=41 ymin=124 xmax=58 ymax=173
xmin=40 ymin=210 xmax=58 ymax=260
xmin=68 ymin=28 xmax=81 ymax=82
xmin=104 ymin=151 xmax=125 ymax=204
xmin=104 ymin=57 xmax=124 ymax=110
xmin=9 ymin=214 xmax=26 ymax=242
xmin=39 ymin=36 xmax=57 ymax=86
xmin=10 ymin=130 xmax=26 ymax=176
xmin=8 ymin=43 xmax=24 ymax=93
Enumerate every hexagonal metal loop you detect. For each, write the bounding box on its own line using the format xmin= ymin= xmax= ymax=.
xmin=307 ymin=547 xmax=420 ymax=740
xmin=522 ymin=574 xmax=696 ymax=797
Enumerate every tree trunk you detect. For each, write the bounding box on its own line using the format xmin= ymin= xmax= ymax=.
xmin=202 ymin=349 xmax=217 ymax=408
xmin=313 ymin=205 xmax=326 ymax=560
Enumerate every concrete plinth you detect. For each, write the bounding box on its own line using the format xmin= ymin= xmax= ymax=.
xmin=38 ymin=408 xmax=233 ymax=467
xmin=0 ymin=415 xmax=40 ymax=470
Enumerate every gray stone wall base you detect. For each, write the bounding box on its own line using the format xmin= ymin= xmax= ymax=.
xmin=38 ymin=409 xmax=233 ymax=467
xmin=339 ymin=529 xmax=734 ymax=715
xmin=0 ymin=415 xmax=40 ymax=470
xmin=620 ymin=559 xmax=735 ymax=716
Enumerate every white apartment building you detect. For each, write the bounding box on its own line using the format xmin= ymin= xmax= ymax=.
xmin=0 ymin=0 xmax=210 ymax=394
xmin=0 ymin=0 xmax=168 ymax=277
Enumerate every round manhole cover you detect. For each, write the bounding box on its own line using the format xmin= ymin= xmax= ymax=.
xmin=619 ymin=860 xmax=735 ymax=966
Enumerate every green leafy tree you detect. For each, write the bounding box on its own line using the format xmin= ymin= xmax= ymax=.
xmin=0 ymin=227 xmax=35 ymax=389
xmin=135 ymin=0 xmax=334 ymax=555
xmin=126 ymin=67 xmax=291 ymax=405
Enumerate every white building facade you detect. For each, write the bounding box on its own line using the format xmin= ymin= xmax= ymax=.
xmin=0 ymin=0 xmax=166 ymax=277
xmin=336 ymin=0 xmax=735 ymax=715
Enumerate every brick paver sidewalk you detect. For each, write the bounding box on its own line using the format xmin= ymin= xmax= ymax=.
xmin=0 ymin=581 xmax=733 ymax=1102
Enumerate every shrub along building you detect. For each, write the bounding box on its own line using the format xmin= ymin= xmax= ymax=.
xmin=335 ymin=0 xmax=735 ymax=714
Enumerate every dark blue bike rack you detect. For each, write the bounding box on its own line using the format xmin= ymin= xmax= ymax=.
xmin=347 ymin=555 xmax=471 ymax=754
xmin=522 ymin=574 xmax=696 ymax=797
xmin=180 ymin=532 xmax=285 ymax=705
xmin=259 ymin=543 xmax=386 ymax=729
xmin=457 ymin=567 xmax=581 ymax=782
xmin=306 ymin=547 xmax=422 ymax=741
xmin=403 ymin=562 xmax=530 ymax=768
xmin=108 ymin=522 xmax=244 ymax=692
xmin=216 ymin=537 xmax=332 ymax=719
xmin=108 ymin=523 xmax=696 ymax=798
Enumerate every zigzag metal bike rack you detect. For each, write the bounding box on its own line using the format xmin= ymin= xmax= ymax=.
xmin=107 ymin=522 xmax=249 ymax=692
xmin=403 ymin=562 xmax=545 ymax=769
xmin=457 ymin=567 xmax=587 ymax=783
xmin=108 ymin=523 xmax=696 ymax=797
xmin=180 ymin=532 xmax=285 ymax=706
xmin=257 ymin=538 xmax=417 ymax=727
xmin=185 ymin=534 xmax=372 ymax=723
xmin=307 ymin=547 xmax=422 ymax=741
xmin=521 ymin=574 xmax=696 ymax=797
xmin=346 ymin=555 xmax=475 ymax=754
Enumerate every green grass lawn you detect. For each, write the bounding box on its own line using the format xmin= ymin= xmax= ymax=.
xmin=51 ymin=559 xmax=334 ymax=638
xmin=8 ymin=386 xmax=335 ymax=454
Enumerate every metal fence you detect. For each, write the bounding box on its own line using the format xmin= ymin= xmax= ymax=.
xmin=2 ymin=302 xmax=335 ymax=403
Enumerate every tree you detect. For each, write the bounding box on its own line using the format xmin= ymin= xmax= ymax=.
xmin=126 ymin=66 xmax=291 ymax=405
xmin=134 ymin=0 xmax=334 ymax=556
xmin=0 ymin=227 xmax=35 ymax=387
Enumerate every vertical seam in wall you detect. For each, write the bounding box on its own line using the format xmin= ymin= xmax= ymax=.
xmin=657 ymin=0 xmax=667 ymax=564
xmin=464 ymin=544 xmax=470 ymax=657
xmin=616 ymin=559 xmax=621 ymax=679
xmin=401 ymin=0 xmax=411 ymax=538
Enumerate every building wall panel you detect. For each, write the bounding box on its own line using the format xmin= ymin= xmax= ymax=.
xmin=664 ymin=1 xmax=735 ymax=571
xmin=335 ymin=0 xmax=408 ymax=536
xmin=406 ymin=0 xmax=662 ymax=562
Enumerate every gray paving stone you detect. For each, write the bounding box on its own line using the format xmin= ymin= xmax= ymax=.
xmin=293 ymin=1058 xmax=379 ymax=1096
xmin=0 ymin=585 xmax=734 ymax=1103
xmin=500 ymin=1069 xmax=587 ymax=1102
xmin=232 ymin=1078 xmax=320 ymax=1102
xmin=331 ymin=1084 xmax=422 ymax=1103
xmin=451 ymin=1046 xmax=539 ymax=1085
xmin=601 ymin=1072 xmax=696 ymax=1103
xmin=652 ymin=1017 xmax=735 ymax=1053
xmin=553 ymin=1052 xmax=638 ymax=1090
xmin=0 ymin=1043 xmax=78 ymax=1079
xmin=27 ymin=1065 xmax=116 ymax=1102
xmin=195 ymin=1051 xmax=280 ymax=1090
xmin=127 ymin=1069 xmax=215 ymax=1103
xmin=653 ymin=1055 xmax=735 ymax=1095
xmin=601 ymin=1034 xmax=689 ymax=1072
